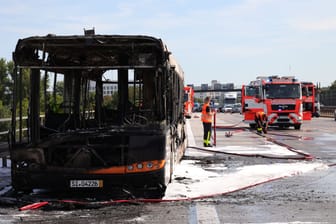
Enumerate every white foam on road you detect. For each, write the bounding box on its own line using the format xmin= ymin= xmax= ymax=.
xmin=204 ymin=144 xmax=299 ymax=156
xmin=185 ymin=119 xmax=301 ymax=157
xmin=185 ymin=144 xmax=300 ymax=158
xmin=164 ymin=120 xmax=328 ymax=199
xmin=164 ymin=160 xmax=328 ymax=199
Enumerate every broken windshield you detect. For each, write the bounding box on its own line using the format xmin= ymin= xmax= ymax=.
xmin=265 ymin=84 xmax=301 ymax=99
xmin=12 ymin=35 xmax=168 ymax=141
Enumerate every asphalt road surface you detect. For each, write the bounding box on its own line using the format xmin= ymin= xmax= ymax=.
xmin=0 ymin=113 xmax=336 ymax=223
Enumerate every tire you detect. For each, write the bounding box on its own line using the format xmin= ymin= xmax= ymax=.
xmin=294 ymin=124 xmax=301 ymax=130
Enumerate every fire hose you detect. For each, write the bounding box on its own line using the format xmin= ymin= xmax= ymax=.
xmin=13 ymin=117 xmax=333 ymax=211
xmin=211 ymin=113 xmax=313 ymax=160
xmin=17 ymin=175 xmax=286 ymax=211
xmin=16 ymin=161 xmax=335 ymax=211
xmin=16 ymin=132 xmax=318 ymax=211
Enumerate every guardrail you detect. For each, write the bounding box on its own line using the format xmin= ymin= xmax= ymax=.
xmin=0 ymin=115 xmax=44 ymax=168
xmin=0 ymin=117 xmax=10 ymax=168
xmin=320 ymin=106 xmax=336 ymax=118
xmin=0 ymin=143 xmax=8 ymax=168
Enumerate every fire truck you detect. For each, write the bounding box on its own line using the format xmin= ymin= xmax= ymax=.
xmin=183 ymin=86 xmax=194 ymax=118
xmin=301 ymin=81 xmax=320 ymax=118
xmin=242 ymin=76 xmax=311 ymax=130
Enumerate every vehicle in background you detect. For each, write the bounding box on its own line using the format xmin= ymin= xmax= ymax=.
xmin=192 ymin=102 xmax=200 ymax=112
xmin=231 ymin=103 xmax=242 ymax=113
xmin=223 ymin=92 xmax=237 ymax=106
xmin=301 ymin=81 xmax=320 ymax=118
xmin=242 ymin=76 xmax=310 ymax=130
xmin=195 ymin=103 xmax=203 ymax=112
xmin=211 ymin=102 xmax=220 ymax=112
xmin=221 ymin=104 xmax=233 ymax=113
xmin=184 ymin=86 xmax=194 ymax=119
xmin=314 ymin=101 xmax=321 ymax=117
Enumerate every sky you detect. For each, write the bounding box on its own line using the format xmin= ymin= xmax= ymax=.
xmin=1 ymin=0 xmax=336 ymax=87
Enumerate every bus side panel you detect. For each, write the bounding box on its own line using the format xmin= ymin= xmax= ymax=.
xmin=10 ymin=133 xmax=168 ymax=195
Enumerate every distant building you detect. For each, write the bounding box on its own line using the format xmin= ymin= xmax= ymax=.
xmin=213 ymin=83 xmax=221 ymax=90
xmin=89 ymin=81 xmax=118 ymax=96
xmin=193 ymin=80 xmax=238 ymax=106
xmin=201 ymin=84 xmax=208 ymax=90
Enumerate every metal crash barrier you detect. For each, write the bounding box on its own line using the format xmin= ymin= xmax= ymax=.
xmin=320 ymin=106 xmax=336 ymax=118
xmin=0 ymin=146 xmax=8 ymax=168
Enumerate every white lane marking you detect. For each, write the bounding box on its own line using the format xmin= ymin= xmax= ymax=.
xmin=188 ymin=204 xmax=197 ymax=224
xmin=186 ymin=119 xmax=196 ymax=146
xmin=195 ymin=204 xmax=220 ymax=224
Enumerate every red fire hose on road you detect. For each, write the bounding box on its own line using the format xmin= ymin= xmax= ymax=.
xmin=15 ymin=173 xmax=302 ymax=211
xmin=17 ymin=161 xmax=331 ymax=211
xmin=17 ymin=136 xmax=318 ymax=211
xmin=15 ymin=116 xmax=331 ymax=211
xmin=211 ymin=112 xmax=245 ymax=146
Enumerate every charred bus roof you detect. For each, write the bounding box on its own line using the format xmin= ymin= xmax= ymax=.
xmin=13 ymin=34 xmax=183 ymax=77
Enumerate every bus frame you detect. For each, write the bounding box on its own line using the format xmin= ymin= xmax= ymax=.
xmin=9 ymin=33 xmax=187 ymax=198
xmin=183 ymin=86 xmax=194 ymax=119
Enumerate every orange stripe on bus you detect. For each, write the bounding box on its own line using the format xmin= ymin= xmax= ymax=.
xmin=87 ymin=160 xmax=166 ymax=174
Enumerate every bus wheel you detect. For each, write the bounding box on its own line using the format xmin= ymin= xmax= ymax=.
xmin=143 ymin=184 xmax=165 ymax=199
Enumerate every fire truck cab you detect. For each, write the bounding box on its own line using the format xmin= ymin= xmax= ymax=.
xmin=242 ymin=76 xmax=310 ymax=130
xmin=183 ymin=86 xmax=194 ymax=119
xmin=301 ymin=81 xmax=320 ymax=118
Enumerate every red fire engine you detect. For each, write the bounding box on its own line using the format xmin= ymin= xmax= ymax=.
xmin=301 ymin=81 xmax=320 ymax=118
xmin=183 ymin=86 xmax=194 ymax=119
xmin=242 ymin=76 xmax=312 ymax=130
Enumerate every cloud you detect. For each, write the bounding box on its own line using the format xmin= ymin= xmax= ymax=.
xmin=294 ymin=17 xmax=336 ymax=31
xmin=1 ymin=0 xmax=336 ymax=88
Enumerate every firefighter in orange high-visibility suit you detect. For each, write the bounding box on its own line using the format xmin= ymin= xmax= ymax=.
xmin=201 ymin=96 xmax=214 ymax=147
xmin=255 ymin=111 xmax=268 ymax=134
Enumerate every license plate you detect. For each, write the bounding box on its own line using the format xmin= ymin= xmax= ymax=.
xmin=70 ymin=180 xmax=103 ymax=188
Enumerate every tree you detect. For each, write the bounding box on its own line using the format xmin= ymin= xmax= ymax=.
xmin=0 ymin=58 xmax=14 ymax=120
xmin=0 ymin=100 xmax=10 ymax=118
xmin=329 ymin=80 xmax=336 ymax=90
xmin=0 ymin=58 xmax=31 ymax=117
xmin=0 ymin=58 xmax=12 ymax=106
xmin=0 ymin=58 xmax=13 ymax=136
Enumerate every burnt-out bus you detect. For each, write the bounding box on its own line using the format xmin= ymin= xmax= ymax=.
xmin=9 ymin=33 xmax=187 ymax=198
